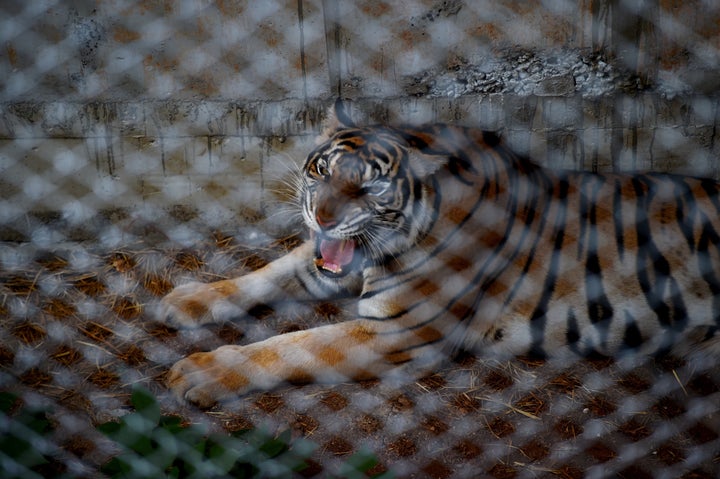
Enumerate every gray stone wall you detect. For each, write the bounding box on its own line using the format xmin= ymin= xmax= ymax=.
xmin=1 ymin=0 xmax=719 ymax=242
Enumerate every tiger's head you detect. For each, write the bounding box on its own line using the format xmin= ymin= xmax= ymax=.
xmin=300 ymin=103 xmax=442 ymax=277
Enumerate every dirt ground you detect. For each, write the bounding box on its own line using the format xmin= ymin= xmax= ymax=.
xmin=1 ymin=230 xmax=719 ymax=478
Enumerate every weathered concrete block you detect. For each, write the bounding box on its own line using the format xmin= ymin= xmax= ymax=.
xmin=534 ymin=74 xmax=576 ymax=97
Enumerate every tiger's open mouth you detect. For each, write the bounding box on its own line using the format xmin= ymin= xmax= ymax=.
xmin=313 ymin=234 xmax=361 ymax=277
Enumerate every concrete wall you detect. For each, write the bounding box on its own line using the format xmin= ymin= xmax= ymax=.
xmin=1 ymin=0 xmax=719 ymax=243
xmin=3 ymin=0 xmax=719 ymax=100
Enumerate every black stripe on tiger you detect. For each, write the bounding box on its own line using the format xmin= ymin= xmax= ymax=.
xmin=698 ymin=179 xmax=720 ymax=329
xmin=701 ymin=177 xmax=720 ymax=216
xmin=632 ymin=176 xmax=689 ymax=333
xmin=623 ymin=310 xmax=644 ymax=350
xmin=472 ymin=162 xmax=553 ymax=313
xmin=576 ymin=174 xmax=601 ymax=260
xmin=582 ymin=175 xmax=614 ymax=344
xmin=698 ymin=222 xmax=720 ymax=329
xmin=527 ymin=176 xmax=570 ymax=358
xmin=673 ymin=177 xmax=697 ymax=253
xmin=566 ymin=309 xmax=582 ymax=354
xmin=500 ymin=171 xmax=559 ymax=309
xmin=612 ymin=178 xmax=626 ymax=260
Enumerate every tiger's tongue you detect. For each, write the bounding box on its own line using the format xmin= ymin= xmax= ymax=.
xmin=319 ymin=238 xmax=355 ymax=273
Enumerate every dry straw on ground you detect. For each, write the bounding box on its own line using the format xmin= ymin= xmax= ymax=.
xmin=1 ymin=231 xmax=719 ymax=478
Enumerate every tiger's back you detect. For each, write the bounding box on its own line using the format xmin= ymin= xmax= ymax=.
xmin=506 ymin=169 xmax=720 ymax=358
xmin=351 ymin=123 xmax=720 ymax=362
xmin=161 ymin=109 xmax=720 ymax=405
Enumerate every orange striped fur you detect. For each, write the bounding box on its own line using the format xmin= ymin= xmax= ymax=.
xmin=161 ymin=103 xmax=720 ymax=407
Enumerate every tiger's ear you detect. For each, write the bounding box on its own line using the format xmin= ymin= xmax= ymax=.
xmin=317 ymin=99 xmax=356 ymax=143
xmin=407 ymin=149 xmax=447 ymax=178
xmin=400 ymin=130 xmax=448 ymax=177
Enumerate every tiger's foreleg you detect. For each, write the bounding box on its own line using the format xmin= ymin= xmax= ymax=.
xmin=167 ymin=318 xmax=440 ymax=407
xmin=158 ymin=241 xmax=361 ymax=328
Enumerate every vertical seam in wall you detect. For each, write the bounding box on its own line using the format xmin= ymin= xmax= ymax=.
xmin=711 ymin=98 xmax=720 ymax=180
xmin=611 ymin=96 xmax=623 ymax=173
xmin=297 ymin=0 xmax=309 ymax=104
xmin=321 ymin=0 xmax=342 ymax=97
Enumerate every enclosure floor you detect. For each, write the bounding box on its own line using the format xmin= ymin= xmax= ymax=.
xmin=1 ymin=233 xmax=719 ymax=478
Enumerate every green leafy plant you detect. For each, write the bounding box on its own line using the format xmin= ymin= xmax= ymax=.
xmin=1 ymin=387 xmax=388 ymax=479
xmin=98 ymin=386 xmax=313 ymax=478
xmin=98 ymin=386 xmax=388 ymax=479
xmin=0 ymin=391 xmax=69 ymax=479
xmin=333 ymin=448 xmax=386 ymax=479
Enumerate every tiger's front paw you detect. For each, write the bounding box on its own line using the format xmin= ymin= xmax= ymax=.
xmin=166 ymin=346 xmax=252 ymax=408
xmin=158 ymin=280 xmax=241 ymax=328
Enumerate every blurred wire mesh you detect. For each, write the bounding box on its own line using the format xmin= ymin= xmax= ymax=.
xmin=1 ymin=0 xmax=719 ymax=477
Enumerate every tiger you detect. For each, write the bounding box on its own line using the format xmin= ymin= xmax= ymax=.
xmin=160 ymin=101 xmax=720 ymax=407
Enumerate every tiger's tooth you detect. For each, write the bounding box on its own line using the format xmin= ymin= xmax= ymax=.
xmin=314 ymin=257 xmax=342 ymax=274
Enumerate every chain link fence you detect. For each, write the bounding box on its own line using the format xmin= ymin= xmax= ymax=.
xmin=1 ymin=0 xmax=719 ymax=477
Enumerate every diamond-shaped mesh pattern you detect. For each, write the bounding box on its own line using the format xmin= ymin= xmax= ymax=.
xmin=1 ymin=1 xmax=719 ymax=478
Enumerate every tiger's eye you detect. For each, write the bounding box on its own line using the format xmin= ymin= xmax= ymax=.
xmin=316 ymin=162 xmax=329 ymax=177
